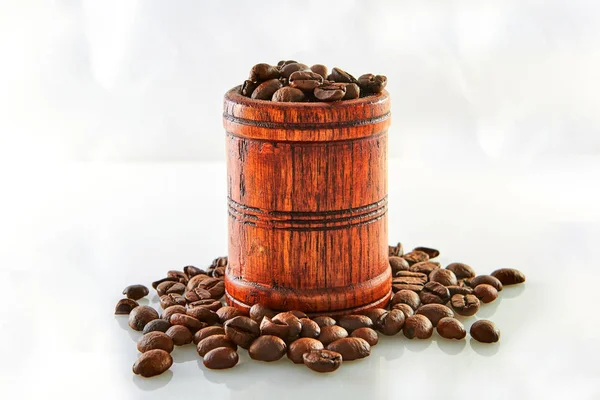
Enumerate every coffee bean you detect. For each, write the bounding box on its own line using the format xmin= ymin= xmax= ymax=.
xmin=184 ymin=287 xmax=212 ymax=303
xmin=188 ymin=299 xmax=222 ymax=312
xmin=272 ymin=87 xmax=305 ymax=102
xmin=156 ymin=281 xmax=185 ymax=296
xmin=272 ymin=312 xmax=302 ymax=342
xmin=165 ymin=325 xmax=193 ymax=346
xmin=391 ymin=303 xmax=414 ymax=318
xmin=287 ymin=338 xmax=324 ymax=364
xmin=137 ymin=331 xmax=174 ymax=353
xmin=450 ymin=294 xmax=480 ymax=316
xmin=310 ymin=64 xmax=328 ymax=80
xmin=437 ymin=317 xmax=466 ymax=340
xmin=402 ymin=251 xmax=429 ymax=265
xmin=260 ymin=316 xmax=290 ymax=340
xmin=203 ymin=347 xmax=239 ymax=369
xmin=393 ymin=271 xmax=428 ymax=292
xmin=327 ymin=337 xmax=370 ymax=361
xmin=470 ymin=320 xmax=500 ymax=343
xmin=161 ymin=305 xmax=187 ymax=321
xmin=210 ymin=256 xmax=228 ymax=268
xmin=416 ymin=304 xmax=454 ymax=326
xmin=328 ymin=67 xmax=357 ymax=83
xmin=446 ymin=263 xmax=476 ymax=279
xmin=447 ymin=285 xmax=474 ymax=296
xmin=429 ymin=269 xmax=458 ymax=286
xmin=224 ymin=316 xmax=260 ymax=349
xmin=289 ymin=71 xmax=324 ymax=92
xmin=115 ymin=298 xmax=139 ymax=315
xmin=491 ymin=268 xmax=526 ymax=285
xmin=196 ymin=277 xmax=225 ymax=299
xmin=186 ymin=274 xmax=211 ymax=291
xmin=314 ymin=83 xmax=346 ymax=102
xmin=351 ymin=327 xmax=378 ymax=346
xmin=216 ymin=306 xmax=244 ymax=324
xmin=142 ymin=319 xmax=171 ymax=334
xmin=277 ymin=60 xmax=298 ymax=68
xmin=419 ymin=281 xmax=451 ymax=305
xmin=357 ymin=73 xmax=387 ymax=94
xmin=389 ymin=256 xmax=410 ymax=274
xmin=183 ymin=265 xmax=206 ymax=278
xmin=473 ymin=284 xmax=499 ymax=303
xmin=194 ymin=326 xmax=225 ymax=345
xmin=251 ymin=79 xmax=283 ymax=100
xmin=280 ymin=62 xmax=309 ymax=79
xmin=342 ymin=83 xmax=360 ymax=100
xmin=132 ymin=349 xmax=172 ymax=377
xmin=412 ymin=246 xmax=440 ymax=259
xmin=186 ymin=306 xmax=220 ymax=325
xmin=249 ymin=63 xmax=280 ymax=81
xmin=128 ymin=306 xmax=159 ymax=331
xmin=152 ymin=277 xmax=179 ymax=290
xmin=389 ymin=242 xmax=404 ymax=257
xmin=170 ymin=313 xmax=206 ymax=334
xmin=467 ymin=275 xmax=503 ymax=292
xmin=361 ymin=308 xmax=388 ymax=324
xmin=303 ymin=349 xmax=342 ymax=373
xmin=337 ymin=315 xmax=373 ymax=333
xmin=247 ymin=335 xmax=287 ymax=362
xmin=312 ymin=316 xmax=336 ymax=327
xmin=390 ymin=290 xmax=421 ymax=310
xmin=123 ymin=284 xmax=149 ymax=300
xmin=249 ymin=304 xmax=276 ymax=323
xmin=196 ymin=334 xmax=237 ymax=357
xmin=159 ymin=294 xmax=186 ymax=309
xmin=392 ymin=283 xmax=425 ymax=293
xmin=403 ymin=315 xmax=433 ymax=339
xmin=318 ymin=325 xmax=348 ymax=346
xmin=300 ymin=318 xmax=321 ymax=338
xmin=376 ymin=309 xmax=405 ymax=336
xmin=167 ymin=270 xmax=188 ymax=284
xmin=289 ymin=310 xmax=308 ymax=319
xmin=410 ymin=261 xmax=441 ymax=274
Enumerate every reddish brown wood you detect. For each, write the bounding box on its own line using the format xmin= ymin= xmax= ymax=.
xmin=223 ymin=86 xmax=391 ymax=316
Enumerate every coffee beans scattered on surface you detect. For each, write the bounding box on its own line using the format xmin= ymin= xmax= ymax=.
xmin=470 ymin=320 xmax=501 ymax=343
xmin=327 ymin=337 xmax=371 ymax=361
xmin=128 ymin=306 xmax=159 ymax=331
xmin=123 ymin=284 xmax=149 ymax=300
xmin=248 ymin=335 xmax=287 ymax=362
xmin=437 ymin=317 xmax=467 ymax=340
xmin=203 ymin=347 xmax=239 ymax=370
xmin=491 ymin=268 xmax=526 ymax=285
xmin=287 ymin=338 xmax=324 ymax=364
xmin=303 ymin=349 xmax=343 ymax=373
xmin=133 ymin=349 xmax=172 ymax=378
xmin=137 ymin=332 xmax=174 ymax=354
xmin=115 ymin=298 xmax=139 ymax=315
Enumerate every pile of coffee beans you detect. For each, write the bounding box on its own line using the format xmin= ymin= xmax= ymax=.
xmin=238 ymin=61 xmax=387 ymax=102
xmin=115 ymin=245 xmax=525 ymax=377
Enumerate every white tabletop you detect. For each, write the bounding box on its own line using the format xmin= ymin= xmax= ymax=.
xmin=1 ymin=158 xmax=598 ymax=400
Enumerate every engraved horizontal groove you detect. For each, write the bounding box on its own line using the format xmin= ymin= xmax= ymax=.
xmin=225 ymin=130 xmax=387 ymax=144
xmin=223 ymin=111 xmax=390 ymax=130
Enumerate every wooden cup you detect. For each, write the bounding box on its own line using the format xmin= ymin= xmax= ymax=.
xmin=223 ymin=86 xmax=391 ymax=316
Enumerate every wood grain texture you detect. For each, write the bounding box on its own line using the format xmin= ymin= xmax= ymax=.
xmin=223 ymin=86 xmax=391 ymax=315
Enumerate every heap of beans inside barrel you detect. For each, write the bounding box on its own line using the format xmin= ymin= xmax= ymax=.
xmin=116 ymin=243 xmax=525 ymax=377
xmin=239 ymin=60 xmax=387 ymax=102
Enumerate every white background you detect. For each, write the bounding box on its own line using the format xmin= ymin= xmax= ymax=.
xmin=1 ymin=1 xmax=599 ymax=399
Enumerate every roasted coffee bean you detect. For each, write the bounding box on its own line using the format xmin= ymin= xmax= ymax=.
xmin=393 ymin=271 xmax=428 ymax=288
xmin=473 ymin=284 xmax=499 ymax=303
xmin=203 ymin=347 xmax=239 ymax=369
xmin=272 ymin=86 xmax=305 ymax=102
xmin=152 ymin=277 xmax=178 ymax=290
xmin=470 ymin=320 xmax=500 ymax=343
xmin=429 ymin=269 xmax=458 ymax=286
xmin=468 ymin=275 xmax=503 ymax=292
xmin=416 ymin=304 xmax=454 ymax=326
xmin=389 ymin=242 xmax=404 ymax=257
xmin=165 ymin=325 xmax=193 ymax=346
xmin=289 ymin=71 xmax=324 ymax=91
xmin=248 ymin=335 xmax=287 ymax=362
xmin=403 ymin=315 xmax=433 ymax=339
xmin=300 ymin=318 xmax=321 ymax=338
xmin=312 ymin=316 xmax=336 ymax=328
xmin=402 ymin=250 xmax=430 ymax=266
xmin=389 ymin=256 xmax=410 ymax=274
xmin=194 ymin=326 xmax=225 ymax=345
xmin=287 ymin=338 xmax=324 ymax=364
xmin=410 ymin=261 xmax=441 ymax=274
xmin=212 ymin=266 xmax=226 ymax=279
xmin=491 ymin=268 xmax=526 ymax=285
xmin=186 ymin=307 xmax=219 ymax=325
xmin=167 ymin=270 xmax=188 ymax=284
xmin=351 ymin=327 xmax=378 ymax=346
xmin=447 ymin=285 xmax=474 ymax=296
xmin=337 ymin=315 xmax=373 ymax=333
xmin=328 ymin=67 xmax=357 ymax=83
xmin=450 ymin=294 xmax=480 ymax=316
xmin=446 ymin=263 xmax=476 ymax=279
xmin=390 ymin=290 xmax=421 ymax=310
xmin=260 ymin=316 xmax=290 ymax=340
xmin=224 ymin=316 xmax=260 ymax=349
xmin=216 ymin=306 xmax=244 ymax=324
xmin=115 ymin=298 xmax=139 ymax=315
xmin=160 ymin=294 xmax=186 ymax=309
xmin=314 ymin=83 xmax=346 ymax=101
xmin=272 ymin=312 xmax=302 ymax=342
xmin=132 ymin=349 xmax=172 ymax=377
xmin=196 ymin=278 xmax=225 ymax=299
xmin=156 ymin=281 xmax=185 ymax=296
xmin=249 ymin=304 xmax=276 ymax=323
xmin=280 ymin=62 xmax=309 ymax=78
xmin=376 ymin=309 xmax=405 ymax=336
xmin=412 ymin=246 xmax=440 ymax=259
xmin=357 ymin=73 xmax=387 ymax=94
xmin=289 ymin=310 xmax=308 ymax=319
xmin=210 ymin=256 xmax=228 ymax=268
xmin=122 ymin=284 xmax=149 ymax=300
xmin=391 ymin=303 xmax=415 ymax=318
xmin=318 ymin=325 xmax=348 ymax=346
xmin=249 ymin=63 xmax=280 ymax=81
xmin=170 ymin=313 xmax=206 ymax=334
xmin=437 ymin=317 xmax=466 ymax=340
xmin=251 ymin=79 xmax=283 ymax=100
xmin=161 ymin=305 xmax=187 ymax=321
xmin=277 ymin=60 xmax=298 ymax=68
xmin=310 ymin=64 xmax=328 ymax=80
xmin=420 ymin=281 xmax=451 ymax=305
xmin=186 ymin=274 xmax=211 ymax=291
xmin=137 ymin=331 xmax=174 ymax=353
xmin=361 ymin=308 xmax=388 ymax=324
xmin=197 ymin=334 xmax=237 ymax=357
xmin=188 ymin=299 xmax=222 ymax=312
xmin=392 ymin=283 xmax=425 ymax=293
xmin=342 ymin=83 xmax=360 ymax=100
xmin=327 ymin=337 xmax=370 ymax=361
xmin=303 ymin=349 xmax=342 ymax=373
xmin=184 ymin=288 xmax=212 ymax=303
xmin=128 ymin=306 xmax=159 ymax=331
xmin=142 ymin=319 xmax=171 ymax=334
xmin=183 ymin=265 xmax=206 ymax=278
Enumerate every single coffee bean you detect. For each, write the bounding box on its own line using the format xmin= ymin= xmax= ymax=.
xmin=412 ymin=246 xmax=440 ymax=259
xmin=210 ymin=256 xmax=228 ymax=268
xmin=447 ymin=285 xmax=474 ymax=296
xmin=491 ymin=268 xmax=526 ymax=285
xmin=212 ymin=266 xmax=225 ymax=279
xmin=410 ymin=261 xmax=441 ymax=275
xmin=224 ymin=316 xmax=260 ymax=349
xmin=403 ymin=315 xmax=433 ymax=339
xmin=186 ymin=307 xmax=220 ymax=325
xmin=391 ymin=303 xmax=414 ymax=318
xmin=402 ymin=251 xmax=429 ymax=266
xmin=361 ymin=308 xmax=388 ymax=324
xmin=137 ymin=331 xmax=174 ymax=353
xmin=277 ymin=59 xmax=298 ymax=68
xmin=196 ymin=277 xmax=225 ymax=299
xmin=115 ymin=298 xmax=139 ymax=315
xmin=260 ymin=316 xmax=290 ymax=340
xmin=468 ymin=275 xmax=503 ymax=292
xmin=390 ymin=290 xmax=421 ymax=310
xmin=328 ymin=67 xmax=357 ymax=83
xmin=312 ymin=316 xmax=336 ymax=327
xmin=203 ymin=347 xmax=239 ymax=369
xmin=142 ymin=319 xmax=171 ymax=334
xmin=159 ymin=294 xmax=186 ymax=309
xmin=389 ymin=256 xmax=411 ymax=274
xmin=446 ymin=263 xmax=476 ymax=279
xmin=376 ymin=309 xmax=405 ymax=336
xmin=357 ymin=73 xmax=387 ymax=94
xmin=327 ymin=337 xmax=370 ymax=361
xmin=394 ymin=271 xmax=428 ymax=287
xmin=342 ymin=83 xmax=360 ymax=100
xmin=248 ymin=335 xmax=287 ymax=362
xmin=184 ymin=287 xmax=212 ymax=303
xmin=194 ymin=326 xmax=225 ymax=345
xmin=310 ymin=64 xmax=328 ymax=80
xmin=170 ymin=313 xmax=206 ymax=334
xmin=416 ymin=304 xmax=454 ymax=326
xmin=314 ymin=82 xmax=346 ymax=101
xmin=289 ymin=71 xmax=324 ymax=91
xmin=188 ymin=299 xmax=222 ymax=312
xmin=128 ymin=306 xmax=159 ymax=331
xmin=437 ymin=317 xmax=466 ymax=340
xmin=251 ymin=79 xmax=283 ymax=100
xmin=351 ymin=327 xmax=378 ymax=346
xmin=161 ymin=305 xmax=187 ymax=321
xmin=249 ymin=304 xmax=276 ymax=323
xmin=300 ymin=318 xmax=321 ymax=338
xmin=303 ymin=349 xmax=342 ymax=373
xmin=429 ymin=269 xmax=458 ymax=286
xmin=122 ymin=284 xmax=149 ymax=300
xmin=271 ymin=86 xmax=305 ymax=102
xmin=216 ymin=306 xmax=244 ymax=324
xmin=183 ymin=265 xmax=206 ymax=278
xmin=280 ymin=62 xmax=309 ymax=78
xmin=318 ymin=325 xmax=348 ymax=346
xmin=167 ymin=270 xmax=188 ymax=284
xmin=272 ymin=312 xmax=302 ymax=342
xmin=289 ymin=310 xmax=309 ymax=319
xmin=450 ymin=294 xmax=480 ymax=316
xmin=392 ymin=283 xmax=425 ymax=293
xmin=337 ymin=315 xmax=373 ymax=333
xmin=470 ymin=320 xmax=500 ymax=343
xmin=389 ymin=242 xmax=404 ymax=257
xmin=165 ymin=325 xmax=193 ymax=346
xmin=151 ymin=277 xmax=178 ymax=290
xmin=249 ymin=63 xmax=280 ymax=81
xmin=132 ymin=349 xmax=172 ymax=377
xmin=287 ymin=338 xmax=324 ymax=364
xmin=473 ymin=284 xmax=499 ymax=303
xmin=196 ymin=334 xmax=237 ymax=357
xmin=419 ymin=281 xmax=451 ymax=305
xmin=156 ymin=281 xmax=186 ymax=296
xmin=186 ymin=274 xmax=211 ymax=291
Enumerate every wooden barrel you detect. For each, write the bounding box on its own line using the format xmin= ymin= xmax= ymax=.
xmin=223 ymin=86 xmax=391 ymax=316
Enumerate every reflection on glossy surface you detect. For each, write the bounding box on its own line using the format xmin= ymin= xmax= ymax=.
xmin=436 ymin=337 xmax=467 ymax=355
xmin=469 ymin=339 xmax=500 ymax=356
xmin=133 ymin=370 xmax=173 ymax=390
